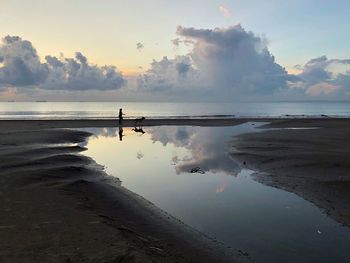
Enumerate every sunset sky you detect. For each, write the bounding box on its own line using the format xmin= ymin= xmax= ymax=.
xmin=0 ymin=0 xmax=349 ymax=101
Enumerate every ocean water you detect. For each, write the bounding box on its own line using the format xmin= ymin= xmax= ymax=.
xmin=0 ymin=101 xmax=350 ymax=119
xmin=82 ymin=124 xmax=350 ymax=263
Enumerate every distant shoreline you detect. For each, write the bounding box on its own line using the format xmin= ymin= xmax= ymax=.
xmin=1 ymin=101 xmax=350 ymax=121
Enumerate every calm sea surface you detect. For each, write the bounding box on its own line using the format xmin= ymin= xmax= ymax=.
xmin=82 ymin=124 xmax=350 ymax=263
xmin=0 ymin=101 xmax=350 ymax=119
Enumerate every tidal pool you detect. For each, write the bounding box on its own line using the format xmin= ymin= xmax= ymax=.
xmin=82 ymin=123 xmax=350 ymax=263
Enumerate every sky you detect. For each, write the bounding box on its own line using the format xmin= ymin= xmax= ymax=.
xmin=0 ymin=0 xmax=349 ymax=101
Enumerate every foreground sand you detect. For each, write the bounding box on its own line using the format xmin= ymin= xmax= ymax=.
xmin=232 ymin=118 xmax=350 ymax=227
xmin=0 ymin=121 xmax=246 ymax=263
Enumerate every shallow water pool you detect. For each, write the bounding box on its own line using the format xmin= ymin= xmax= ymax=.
xmin=82 ymin=123 xmax=350 ymax=263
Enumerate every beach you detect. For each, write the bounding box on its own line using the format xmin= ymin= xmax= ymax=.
xmin=0 ymin=119 xmax=247 ymax=263
xmin=3 ymin=0 xmax=350 ymax=261
xmin=1 ymin=118 xmax=350 ymax=262
xmin=232 ymin=118 xmax=350 ymax=227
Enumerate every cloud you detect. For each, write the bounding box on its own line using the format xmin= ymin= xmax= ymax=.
xmin=172 ymin=38 xmax=181 ymax=48
xmin=0 ymin=36 xmax=48 ymax=87
xmin=171 ymin=38 xmax=183 ymax=51
xmin=171 ymin=38 xmax=195 ymax=50
xmin=306 ymin=82 xmax=339 ymax=96
xmin=219 ymin=5 xmax=231 ymax=18
xmin=136 ymin=42 xmax=144 ymax=51
xmin=44 ymin=52 xmax=125 ymax=90
xmin=137 ymin=55 xmax=199 ymax=94
xmin=295 ymin=56 xmax=350 ymax=97
xmin=2 ymin=31 xmax=350 ymax=101
xmin=138 ymin=25 xmax=296 ymax=100
xmin=0 ymin=35 xmax=125 ymax=91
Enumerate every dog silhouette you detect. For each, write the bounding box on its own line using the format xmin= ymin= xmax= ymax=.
xmin=134 ymin=117 xmax=145 ymax=126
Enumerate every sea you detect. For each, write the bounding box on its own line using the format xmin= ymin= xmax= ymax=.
xmin=0 ymin=101 xmax=350 ymax=119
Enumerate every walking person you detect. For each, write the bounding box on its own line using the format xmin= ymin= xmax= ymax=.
xmin=118 ymin=108 xmax=124 ymax=125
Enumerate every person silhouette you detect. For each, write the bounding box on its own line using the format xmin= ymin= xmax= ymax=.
xmin=118 ymin=108 xmax=125 ymax=125
xmin=118 ymin=127 xmax=124 ymax=141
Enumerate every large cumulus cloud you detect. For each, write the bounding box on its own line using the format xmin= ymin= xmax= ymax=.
xmin=0 ymin=36 xmax=48 ymax=87
xmin=44 ymin=52 xmax=125 ymax=90
xmin=137 ymin=55 xmax=199 ymax=93
xmin=138 ymin=25 xmax=297 ymax=100
xmin=0 ymin=36 xmax=125 ymax=91
xmin=2 ymin=30 xmax=350 ymax=101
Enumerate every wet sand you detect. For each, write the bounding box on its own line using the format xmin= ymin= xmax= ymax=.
xmin=0 ymin=121 xmax=246 ymax=263
xmin=232 ymin=118 xmax=350 ymax=227
xmin=0 ymin=118 xmax=246 ymax=132
xmin=1 ymin=118 xmax=350 ymax=262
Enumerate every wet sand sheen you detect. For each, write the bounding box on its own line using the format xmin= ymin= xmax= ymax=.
xmin=1 ymin=117 xmax=349 ymax=131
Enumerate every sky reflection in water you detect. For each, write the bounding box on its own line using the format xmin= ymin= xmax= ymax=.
xmin=83 ymin=124 xmax=350 ymax=263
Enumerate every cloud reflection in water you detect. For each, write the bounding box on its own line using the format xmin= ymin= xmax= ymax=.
xmin=148 ymin=126 xmax=242 ymax=176
xmin=83 ymin=122 xmax=262 ymax=177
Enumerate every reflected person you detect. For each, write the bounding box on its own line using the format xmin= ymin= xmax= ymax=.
xmin=118 ymin=127 xmax=124 ymax=141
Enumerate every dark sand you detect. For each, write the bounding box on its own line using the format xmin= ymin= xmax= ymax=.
xmin=0 ymin=120 xmax=248 ymax=263
xmin=231 ymin=118 xmax=350 ymax=227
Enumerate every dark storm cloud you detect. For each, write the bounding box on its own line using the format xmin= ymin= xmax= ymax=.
xmin=0 ymin=35 xmax=125 ymax=91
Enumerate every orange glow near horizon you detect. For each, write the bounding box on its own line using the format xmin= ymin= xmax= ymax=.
xmin=286 ymin=67 xmax=302 ymax=75
xmin=121 ymin=67 xmax=145 ymax=77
